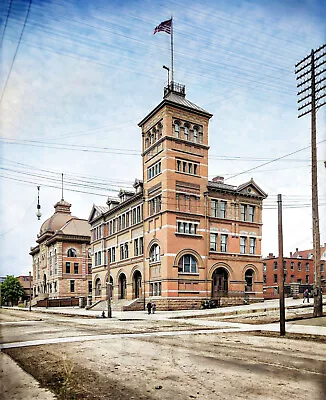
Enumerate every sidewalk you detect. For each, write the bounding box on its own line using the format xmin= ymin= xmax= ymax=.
xmin=3 ymin=297 xmax=324 ymax=321
xmin=1 ymin=352 xmax=56 ymax=400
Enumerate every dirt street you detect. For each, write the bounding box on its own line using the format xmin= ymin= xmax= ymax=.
xmin=1 ymin=309 xmax=325 ymax=400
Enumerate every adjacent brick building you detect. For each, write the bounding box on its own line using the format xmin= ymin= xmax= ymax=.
xmin=89 ymin=82 xmax=267 ymax=310
xmin=263 ymin=244 xmax=326 ymax=298
xmin=17 ymin=275 xmax=33 ymax=301
xmin=30 ymin=199 xmax=92 ymax=301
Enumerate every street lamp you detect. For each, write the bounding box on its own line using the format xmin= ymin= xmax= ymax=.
xmin=163 ymin=65 xmax=170 ymax=85
xmin=29 ymin=271 xmax=32 ymax=312
xmin=36 ymin=186 xmax=42 ymax=220
xmin=107 ymin=250 xmax=112 ymax=318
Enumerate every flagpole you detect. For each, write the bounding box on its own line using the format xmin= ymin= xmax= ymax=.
xmin=171 ymin=16 xmax=174 ymax=84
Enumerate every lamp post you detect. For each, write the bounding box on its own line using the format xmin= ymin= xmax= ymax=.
xmin=36 ymin=186 xmax=42 ymax=220
xmin=29 ymin=271 xmax=32 ymax=312
xmin=107 ymin=250 xmax=112 ymax=318
xmin=163 ymin=65 xmax=170 ymax=85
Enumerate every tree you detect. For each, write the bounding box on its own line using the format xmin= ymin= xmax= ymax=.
xmin=0 ymin=275 xmax=25 ymax=306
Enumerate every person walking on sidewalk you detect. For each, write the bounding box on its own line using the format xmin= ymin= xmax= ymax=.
xmin=152 ymin=303 xmax=156 ymax=314
xmin=303 ymin=288 xmax=310 ymax=303
xmin=147 ymin=301 xmax=152 ymax=314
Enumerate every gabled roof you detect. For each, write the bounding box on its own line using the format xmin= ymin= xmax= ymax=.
xmin=236 ymin=178 xmax=268 ymax=198
xmin=88 ymin=204 xmax=110 ymax=224
xmin=208 ymin=178 xmax=267 ymax=199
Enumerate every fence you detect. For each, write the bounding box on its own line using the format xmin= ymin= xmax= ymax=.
xmin=36 ymin=297 xmax=80 ymax=307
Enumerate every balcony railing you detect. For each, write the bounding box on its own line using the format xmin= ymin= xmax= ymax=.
xmin=164 ymin=81 xmax=186 ymax=97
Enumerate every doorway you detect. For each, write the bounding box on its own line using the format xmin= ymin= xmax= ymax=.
xmin=133 ymin=270 xmax=142 ymax=299
xmin=212 ymin=267 xmax=228 ymax=297
xmin=118 ymin=273 xmax=127 ymax=299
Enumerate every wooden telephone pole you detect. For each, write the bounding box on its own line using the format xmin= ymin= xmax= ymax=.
xmin=295 ymin=44 xmax=325 ymax=317
xmin=278 ymin=194 xmax=285 ymax=336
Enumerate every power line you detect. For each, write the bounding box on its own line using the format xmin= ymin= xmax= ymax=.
xmin=0 ymin=197 xmax=36 ymax=236
xmin=1 ymin=172 xmax=324 ymax=211
xmin=6 ymin=5 xmax=298 ymax=95
xmin=225 ymin=139 xmax=326 ymax=181
xmin=0 ymin=157 xmax=135 ymax=185
xmin=0 ymin=0 xmax=13 ymax=49
xmin=0 ymin=0 xmax=32 ymax=105
xmin=1 ymin=137 xmax=322 ymax=164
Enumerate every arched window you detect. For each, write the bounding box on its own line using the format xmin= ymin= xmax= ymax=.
xmin=178 ymin=254 xmax=197 ymax=273
xmin=149 ymin=244 xmax=160 ymax=263
xmin=67 ymin=248 xmax=77 ymax=257
xmin=245 ymin=269 xmax=254 ymax=291
xmin=95 ymin=278 xmax=101 ymax=296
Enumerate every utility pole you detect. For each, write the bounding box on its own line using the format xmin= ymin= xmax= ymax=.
xmin=295 ymin=44 xmax=325 ymax=317
xmin=278 ymin=194 xmax=285 ymax=336
xmin=107 ymin=250 xmax=112 ymax=318
xmin=29 ymin=271 xmax=32 ymax=312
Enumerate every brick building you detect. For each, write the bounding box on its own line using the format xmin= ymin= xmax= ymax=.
xmin=17 ymin=275 xmax=33 ymax=301
xmin=30 ymin=199 xmax=92 ymax=301
xmin=89 ymin=82 xmax=267 ymax=310
xmin=263 ymin=243 xmax=326 ymax=298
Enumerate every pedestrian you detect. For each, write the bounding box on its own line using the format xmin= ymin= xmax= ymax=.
xmin=303 ymin=288 xmax=309 ymax=303
xmin=152 ymin=303 xmax=156 ymax=314
xmin=147 ymin=301 xmax=152 ymax=314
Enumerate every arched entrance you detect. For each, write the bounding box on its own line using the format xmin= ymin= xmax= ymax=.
xmin=212 ymin=267 xmax=228 ymax=297
xmin=245 ymin=269 xmax=254 ymax=292
xmin=118 ymin=273 xmax=127 ymax=299
xmin=95 ymin=278 xmax=101 ymax=296
xmin=133 ymin=270 xmax=142 ymax=299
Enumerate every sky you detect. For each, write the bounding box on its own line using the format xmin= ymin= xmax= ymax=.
xmin=0 ymin=0 xmax=325 ymax=276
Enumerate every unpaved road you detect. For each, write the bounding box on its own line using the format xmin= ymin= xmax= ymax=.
xmin=1 ymin=309 xmax=325 ymax=399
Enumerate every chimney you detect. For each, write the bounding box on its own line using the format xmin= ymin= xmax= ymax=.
xmin=295 ymin=248 xmax=298 ymax=252
xmin=268 ymin=253 xmax=274 ymax=258
xmin=212 ymin=176 xmax=224 ymax=183
xmin=290 ymin=252 xmax=293 ymax=257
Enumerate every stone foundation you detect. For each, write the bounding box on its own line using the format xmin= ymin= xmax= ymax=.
xmin=129 ymin=296 xmax=264 ymax=311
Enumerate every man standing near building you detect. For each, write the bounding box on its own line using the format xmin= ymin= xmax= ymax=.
xmin=303 ymin=288 xmax=310 ymax=303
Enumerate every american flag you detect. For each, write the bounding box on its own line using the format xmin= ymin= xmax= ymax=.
xmin=153 ymin=18 xmax=172 ymax=35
